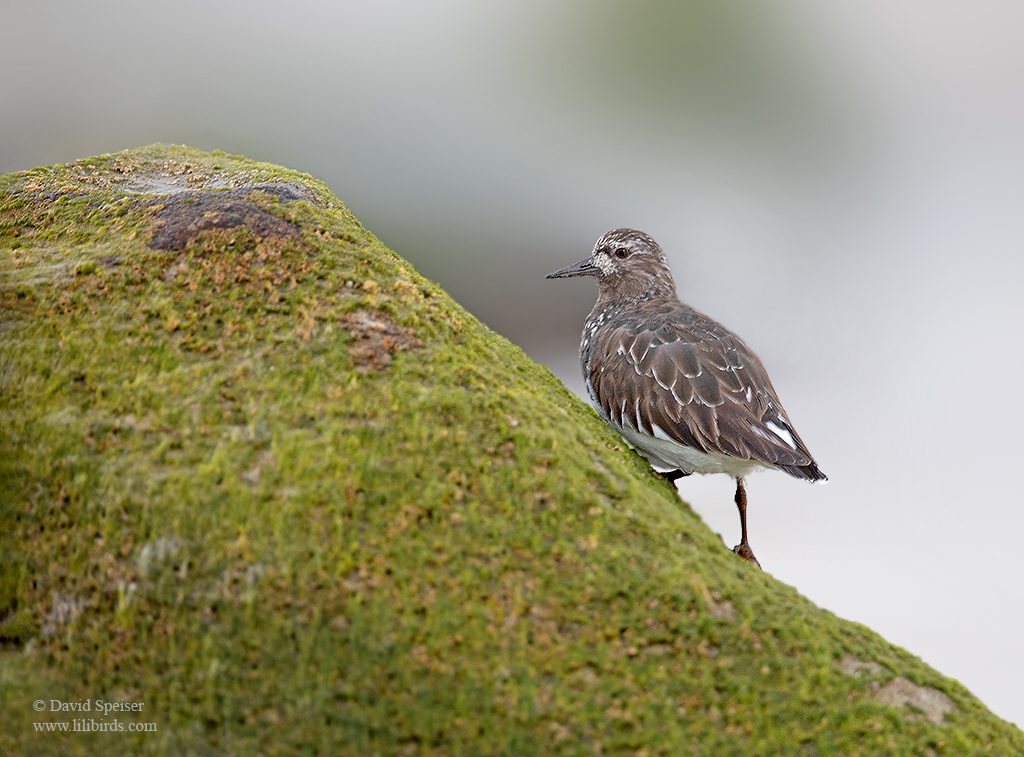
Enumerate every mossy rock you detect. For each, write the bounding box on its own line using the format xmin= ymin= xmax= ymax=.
xmin=0 ymin=144 xmax=1020 ymax=756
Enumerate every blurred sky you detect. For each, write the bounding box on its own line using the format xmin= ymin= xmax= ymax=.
xmin=3 ymin=0 xmax=1023 ymax=728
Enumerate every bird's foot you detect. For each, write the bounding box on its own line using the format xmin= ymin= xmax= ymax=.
xmin=660 ymin=469 xmax=689 ymax=482
xmin=732 ymin=543 xmax=762 ymax=570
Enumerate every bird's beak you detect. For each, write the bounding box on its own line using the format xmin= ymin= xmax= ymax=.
xmin=546 ymin=255 xmax=600 ymax=279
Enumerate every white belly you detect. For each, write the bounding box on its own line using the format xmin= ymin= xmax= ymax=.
xmin=615 ymin=421 xmax=768 ymax=479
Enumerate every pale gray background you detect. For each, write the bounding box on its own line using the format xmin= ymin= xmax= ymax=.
xmin=3 ymin=0 xmax=1022 ymax=728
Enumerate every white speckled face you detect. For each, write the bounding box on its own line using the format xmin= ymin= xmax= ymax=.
xmin=584 ymin=228 xmax=678 ymax=302
xmin=591 ymin=231 xmax=653 ymax=275
xmin=591 ymin=249 xmax=616 ymax=275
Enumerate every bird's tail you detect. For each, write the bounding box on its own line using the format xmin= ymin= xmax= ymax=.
xmin=777 ymin=461 xmax=828 ymax=482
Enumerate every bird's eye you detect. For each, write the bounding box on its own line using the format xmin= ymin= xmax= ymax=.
xmin=615 ymin=248 xmax=628 ymax=259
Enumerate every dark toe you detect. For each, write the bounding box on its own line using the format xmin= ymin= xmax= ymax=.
xmin=733 ymin=543 xmax=762 ymax=570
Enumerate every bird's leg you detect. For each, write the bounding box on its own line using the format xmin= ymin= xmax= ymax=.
xmin=732 ymin=477 xmax=762 ymax=570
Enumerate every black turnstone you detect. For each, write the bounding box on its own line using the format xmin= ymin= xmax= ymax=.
xmin=547 ymin=228 xmax=826 ymax=569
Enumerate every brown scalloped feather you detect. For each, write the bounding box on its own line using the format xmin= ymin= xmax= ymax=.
xmin=584 ymin=300 xmax=825 ymax=481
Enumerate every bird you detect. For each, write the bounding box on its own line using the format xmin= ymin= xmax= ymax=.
xmin=546 ymin=228 xmax=826 ymax=569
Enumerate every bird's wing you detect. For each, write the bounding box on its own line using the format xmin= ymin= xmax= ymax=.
xmin=589 ymin=308 xmax=824 ymax=478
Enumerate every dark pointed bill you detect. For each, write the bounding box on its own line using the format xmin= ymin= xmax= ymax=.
xmin=546 ymin=256 xmax=599 ymax=278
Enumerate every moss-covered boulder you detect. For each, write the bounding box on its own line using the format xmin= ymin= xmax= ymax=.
xmin=1 ymin=145 xmax=1020 ymax=755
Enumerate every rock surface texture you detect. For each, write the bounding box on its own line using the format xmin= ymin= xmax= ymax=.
xmin=1 ymin=145 xmax=1021 ymax=755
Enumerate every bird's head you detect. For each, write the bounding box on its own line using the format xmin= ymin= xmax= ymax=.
xmin=546 ymin=228 xmax=678 ymax=301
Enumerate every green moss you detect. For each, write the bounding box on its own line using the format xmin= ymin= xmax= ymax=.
xmin=1 ymin=144 xmax=1021 ymax=755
